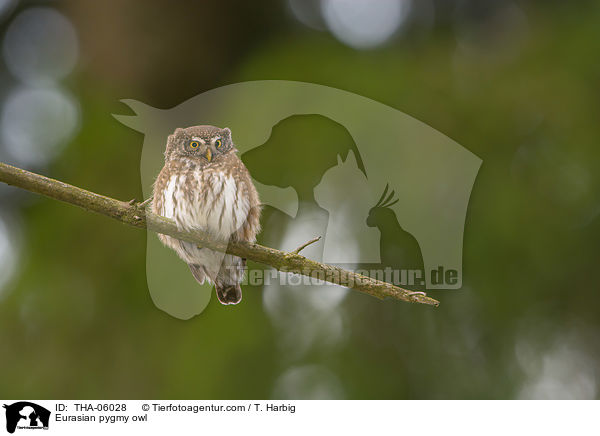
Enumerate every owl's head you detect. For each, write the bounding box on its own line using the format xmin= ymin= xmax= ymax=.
xmin=165 ymin=125 xmax=234 ymax=163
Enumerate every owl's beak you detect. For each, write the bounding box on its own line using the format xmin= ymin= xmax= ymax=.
xmin=204 ymin=148 xmax=212 ymax=162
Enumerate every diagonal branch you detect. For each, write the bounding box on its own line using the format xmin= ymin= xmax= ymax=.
xmin=0 ymin=161 xmax=439 ymax=307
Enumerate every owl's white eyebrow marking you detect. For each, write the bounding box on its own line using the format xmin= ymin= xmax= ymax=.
xmin=210 ymin=137 xmax=221 ymax=146
xmin=191 ymin=137 xmax=206 ymax=144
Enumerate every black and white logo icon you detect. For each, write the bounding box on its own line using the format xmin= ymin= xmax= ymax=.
xmin=3 ymin=402 xmax=50 ymax=434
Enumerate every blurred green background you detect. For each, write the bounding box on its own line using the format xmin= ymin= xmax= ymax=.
xmin=0 ymin=0 xmax=599 ymax=399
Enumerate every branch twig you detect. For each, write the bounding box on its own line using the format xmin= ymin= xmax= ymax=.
xmin=0 ymin=161 xmax=439 ymax=307
xmin=292 ymin=236 xmax=321 ymax=255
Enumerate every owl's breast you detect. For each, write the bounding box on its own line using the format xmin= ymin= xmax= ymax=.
xmin=156 ymin=168 xmax=250 ymax=240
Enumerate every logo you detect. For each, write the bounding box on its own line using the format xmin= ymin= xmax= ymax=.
xmin=115 ymin=80 xmax=481 ymax=318
xmin=3 ymin=402 xmax=50 ymax=433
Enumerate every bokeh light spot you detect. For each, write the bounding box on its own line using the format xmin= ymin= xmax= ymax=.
xmin=3 ymin=7 xmax=79 ymax=84
xmin=272 ymin=365 xmax=344 ymax=399
xmin=0 ymin=213 xmax=21 ymax=300
xmin=1 ymin=86 xmax=80 ymax=166
xmin=321 ymin=0 xmax=411 ymax=49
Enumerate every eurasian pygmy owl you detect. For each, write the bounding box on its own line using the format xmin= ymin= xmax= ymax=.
xmin=152 ymin=125 xmax=261 ymax=305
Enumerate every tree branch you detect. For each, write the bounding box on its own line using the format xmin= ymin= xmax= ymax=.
xmin=0 ymin=161 xmax=439 ymax=307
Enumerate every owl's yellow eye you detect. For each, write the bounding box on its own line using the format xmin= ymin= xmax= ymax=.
xmin=215 ymin=139 xmax=222 ymax=149
xmin=189 ymin=141 xmax=200 ymax=149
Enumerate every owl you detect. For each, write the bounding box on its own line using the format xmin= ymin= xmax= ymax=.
xmin=152 ymin=125 xmax=261 ymax=305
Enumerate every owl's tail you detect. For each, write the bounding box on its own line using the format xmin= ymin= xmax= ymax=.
xmin=215 ymin=284 xmax=242 ymax=305
xmin=188 ymin=264 xmax=206 ymax=284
